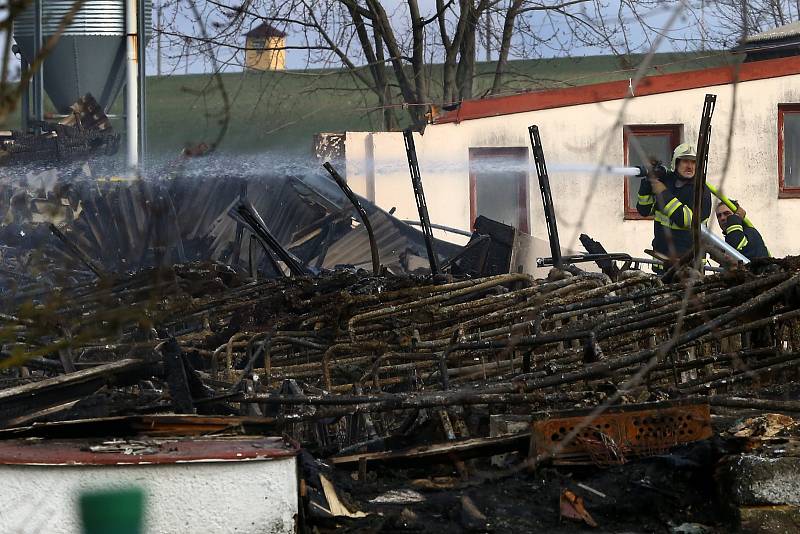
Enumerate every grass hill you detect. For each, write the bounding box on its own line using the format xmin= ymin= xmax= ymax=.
xmin=1 ymin=51 xmax=738 ymax=157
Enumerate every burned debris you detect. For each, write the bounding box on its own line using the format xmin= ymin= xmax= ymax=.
xmin=2 ymin=120 xmax=800 ymax=533
xmin=0 ymin=94 xmax=120 ymax=166
xmin=3 ymin=227 xmax=800 ymax=531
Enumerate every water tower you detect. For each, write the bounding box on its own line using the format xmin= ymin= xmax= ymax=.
xmin=14 ymin=0 xmax=152 ymax=168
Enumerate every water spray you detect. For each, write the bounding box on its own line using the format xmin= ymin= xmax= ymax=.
xmin=547 ymin=163 xmax=642 ymax=176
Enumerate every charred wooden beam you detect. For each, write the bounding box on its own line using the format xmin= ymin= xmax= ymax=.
xmin=0 ymin=359 xmax=155 ymax=428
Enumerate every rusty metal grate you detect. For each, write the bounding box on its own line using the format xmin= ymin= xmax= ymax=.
xmin=530 ymin=400 xmax=712 ymax=465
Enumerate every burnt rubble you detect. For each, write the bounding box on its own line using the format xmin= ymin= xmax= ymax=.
xmin=0 ymin=94 xmax=120 ymax=166
xmin=1 ymin=263 xmax=800 ymax=530
xmin=2 ymin=168 xmax=800 ymax=532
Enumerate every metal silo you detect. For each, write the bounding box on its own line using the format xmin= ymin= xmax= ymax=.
xmin=13 ymin=0 xmax=152 ymax=114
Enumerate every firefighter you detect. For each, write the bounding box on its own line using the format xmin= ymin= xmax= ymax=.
xmin=636 ymin=143 xmax=712 ymax=264
xmin=715 ymin=201 xmax=770 ymax=259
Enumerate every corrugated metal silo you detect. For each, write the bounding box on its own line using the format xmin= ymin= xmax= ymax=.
xmin=14 ymin=0 xmax=152 ymax=114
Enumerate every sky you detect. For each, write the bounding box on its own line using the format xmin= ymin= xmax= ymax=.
xmin=149 ymin=1 xmax=712 ymax=75
xmin=0 ymin=2 xmax=759 ymax=81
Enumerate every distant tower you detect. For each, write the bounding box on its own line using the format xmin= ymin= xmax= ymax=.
xmin=244 ymin=22 xmax=286 ymax=71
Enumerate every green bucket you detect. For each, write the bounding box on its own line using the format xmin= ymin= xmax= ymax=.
xmin=79 ymin=487 xmax=145 ymax=534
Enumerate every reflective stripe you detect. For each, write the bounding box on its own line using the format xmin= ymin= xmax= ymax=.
xmin=736 ymin=236 xmax=748 ymax=250
xmin=663 ymin=198 xmax=681 ymax=217
xmin=654 ymin=211 xmax=685 ymax=230
xmin=638 ymin=194 xmax=655 ymax=205
xmin=654 ymin=211 xmax=707 ymax=231
xmin=726 ymin=224 xmax=744 ymax=233
xmin=683 ymin=206 xmax=690 ymax=228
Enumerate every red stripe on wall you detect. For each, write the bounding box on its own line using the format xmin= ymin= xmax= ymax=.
xmin=435 ymin=56 xmax=800 ymax=124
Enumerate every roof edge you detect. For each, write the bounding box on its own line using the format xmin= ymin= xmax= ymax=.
xmin=245 ymin=22 xmax=287 ymax=38
xmin=435 ymin=55 xmax=800 ymax=124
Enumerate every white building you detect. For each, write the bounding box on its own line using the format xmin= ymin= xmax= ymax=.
xmin=343 ymin=54 xmax=800 ymax=262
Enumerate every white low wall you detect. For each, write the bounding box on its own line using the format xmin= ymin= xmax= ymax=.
xmin=0 ymin=458 xmax=298 ymax=534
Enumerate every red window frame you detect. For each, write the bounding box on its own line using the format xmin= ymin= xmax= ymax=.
xmin=468 ymin=147 xmax=530 ymax=233
xmin=623 ymin=125 xmax=682 ymax=220
xmin=778 ymin=104 xmax=800 ymax=198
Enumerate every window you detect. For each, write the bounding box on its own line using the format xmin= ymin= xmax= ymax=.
xmin=469 ymin=147 xmax=529 ymax=233
xmin=623 ymin=125 xmax=682 ymax=219
xmin=779 ymin=105 xmax=800 ymax=198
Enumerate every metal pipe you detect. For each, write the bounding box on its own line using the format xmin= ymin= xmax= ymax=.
xmin=529 ymin=125 xmax=562 ymax=267
xmin=401 ymin=220 xmax=473 ymax=237
xmin=538 ymin=236 xmax=745 ymax=267
xmin=537 ymin=254 xmax=724 ymax=271
xmin=228 ymin=201 xmax=310 ymax=277
xmin=156 ymin=2 xmax=162 ymax=76
xmin=137 ymin=0 xmax=148 ymax=170
xmin=125 ymin=0 xmax=139 ymax=172
xmin=700 ymin=224 xmax=749 ymax=264
xmin=20 ymin=56 xmax=29 ymax=130
xmin=693 ymin=94 xmax=716 ymax=264
xmin=32 ymin=0 xmax=43 ymax=125
xmin=403 ymin=128 xmax=439 ymax=275
xmin=324 ymin=162 xmax=381 ymax=275
xmin=710 ymin=395 xmax=800 ymax=414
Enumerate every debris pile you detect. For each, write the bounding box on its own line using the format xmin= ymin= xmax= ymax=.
xmin=0 ymin=94 xmax=120 ymax=166
xmin=2 ymin=245 xmax=800 ymax=530
xmin=0 ymin=172 xmax=466 ymax=281
xmin=2 ymin=166 xmax=800 ymax=531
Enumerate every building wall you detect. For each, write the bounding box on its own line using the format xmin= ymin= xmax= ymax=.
xmin=245 ymin=36 xmax=286 ymax=71
xmin=345 ymin=73 xmax=800 ymax=259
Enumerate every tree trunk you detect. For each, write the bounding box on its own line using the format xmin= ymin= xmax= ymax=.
xmin=345 ymin=3 xmax=394 ymax=130
xmin=366 ymin=0 xmax=423 ymax=123
xmin=740 ymin=0 xmax=749 ymax=41
xmin=491 ymin=0 xmax=523 ymax=95
xmin=456 ymin=1 xmax=477 ymax=101
xmin=373 ymin=30 xmax=396 ymax=130
xmin=407 ymin=0 xmax=428 ymax=124
xmin=442 ymin=0 xmax=478 ymax=105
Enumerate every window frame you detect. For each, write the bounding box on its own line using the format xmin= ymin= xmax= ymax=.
xmin=468 ymin=147 xmax=530 ymax=233
xmin=623 ymin=124 xmax=682 ymax=220
xmin=778 ymin=104 xmax=800 ymax=198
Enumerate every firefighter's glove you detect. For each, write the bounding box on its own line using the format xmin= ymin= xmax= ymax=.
xmin=640 ymin=176 xmax=653 ymax=195
xmin=651 ymin=163 xmax=667 ymax=180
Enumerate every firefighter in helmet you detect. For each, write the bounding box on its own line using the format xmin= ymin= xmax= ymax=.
xmin=636 ymin=143 xmax=712 ymax=265
xmin=715 ymin=201 xmax=770 ymax=260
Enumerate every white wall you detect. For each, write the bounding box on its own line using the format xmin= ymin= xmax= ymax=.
xmin=346 ymin=73 xmax=800 ymax=259
xmin=0 ymin=458 xmax=298 ymax=534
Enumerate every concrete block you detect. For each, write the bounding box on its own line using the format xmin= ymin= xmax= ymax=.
xmin=489 ymin=414 xmax=532 ymax=466
xmin=719 ymin=454 xmax=800 ymax=506
xmin=738 ymin=505 xmax=800 ymax=534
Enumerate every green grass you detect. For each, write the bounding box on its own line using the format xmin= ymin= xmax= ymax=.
xmin=1 ymin=51 xmax=739 ymax=157
xmin=144 ymin=68 xmax=383 ymax=155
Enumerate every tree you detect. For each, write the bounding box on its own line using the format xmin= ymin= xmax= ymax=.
xmin=157 ymin=0 xmax=698 ymax=130
xmin=706 ymin=1 xmax=800 ymax=45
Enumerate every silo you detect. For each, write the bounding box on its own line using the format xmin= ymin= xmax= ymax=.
xmin=13 ymin=0 xmax=152 ymax=114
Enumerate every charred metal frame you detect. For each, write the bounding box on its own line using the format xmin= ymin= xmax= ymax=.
xmin=692 ymin=94 xmax=716 ymax=265
xmin=323 ymin=162 xmax=381 ymax=276
xmin=228 ymin=201 xmax=310 ymax=277
xmin=403 ymin=128 xmax=439 ymax=275
xmin=529 ymin=125 xmax=562 ymax=268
